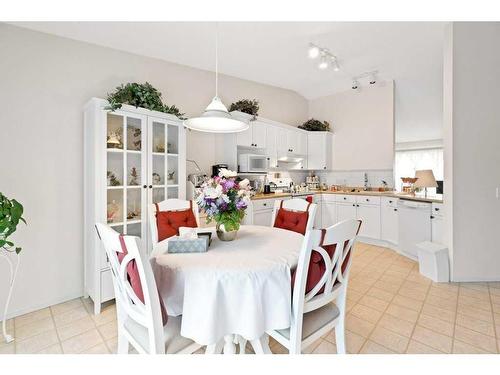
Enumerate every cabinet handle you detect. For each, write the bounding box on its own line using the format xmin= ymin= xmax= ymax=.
xmin=343 ymin=197 xmax=347 ymax=200
xmin=263 ymin=203 xmax=267 ymax=206
xmin=143 ymin=185 xmax=147 ymax=188
xmin=267 ymin=157 xmax=270 ymax=160
xmin=352 ymin=204 xmax=355 ymax=207
xmin=430 ymin=215 xmax=435 ymax=219
xmin=149 ymin=185 xmax=153 ymax=189
xmin=357 ymin=204 xmax=360 ymax=207
xmin=366 ymin=199 xmax=369 ymax=202
xmin=435 ymin=208 xmax=440 ymax=211
xmin=389 ymin=200 xmax=393 ymax=203
xmin=255 ymin=144 xmax=258 ymax=147
xmin=394 ymin=208 xmax=397 ymax=211
xmin=323 ymin=166 xmax=326 ymax=169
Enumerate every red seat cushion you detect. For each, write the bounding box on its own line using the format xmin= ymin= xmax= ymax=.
xmin=118 ymin=235 xmax=168 ymax=326
xmin=156 ymin=209 xmax=198 ymax=241
xmin=273 ymin=208 xmax=309 ymax=235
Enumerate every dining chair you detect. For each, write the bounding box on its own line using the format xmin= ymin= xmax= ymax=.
xmin=271 ymin=198 xmax=317 ymax=235
xmin=149 ymin=199 xmax=200 ymax=251
xmin=267 ymin=219 xmax=362 ymax=354
xmin=95 ymin=223 xmax=202 ymax=354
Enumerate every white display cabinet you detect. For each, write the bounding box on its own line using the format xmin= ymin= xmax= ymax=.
xmin=83 ymin=98 xmax=186 ymax=313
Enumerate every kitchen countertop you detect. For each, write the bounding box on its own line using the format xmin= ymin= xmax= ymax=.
xmin=251 ymin=191 xmax=443 ymax=204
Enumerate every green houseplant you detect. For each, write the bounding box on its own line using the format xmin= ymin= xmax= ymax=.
xmin=298 ymin=118 xmax=331 ymax=132
xmin=106 ymin=82 xmax=186 ymax=119
xmin=0 ymin=193 xmax=26 ymax=254
xmin=229 ymin=99 xmax=259 ymax=119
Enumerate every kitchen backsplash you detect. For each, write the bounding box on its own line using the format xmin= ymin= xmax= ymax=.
xmin=256 ymin=169 xmax=394 ymax=189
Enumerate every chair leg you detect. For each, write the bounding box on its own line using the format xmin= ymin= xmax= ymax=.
xmin=205 ymin=340 xmax=224 ymax=354
xmin=117 ymin=333 xmax=129 ymax=354
xmin=236 ymin=335 xmax=247 ymax=354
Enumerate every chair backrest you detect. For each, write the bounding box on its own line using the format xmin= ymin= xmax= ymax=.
xmin=95 ymin=223 xmax=164 ymax=354
xmin=149 ymin=199 xmax=200 ymax=246
xmin=292 ymin=219 xmax=361 ymax=317
xmin=271 ymin=198 xmax=317 ymax=234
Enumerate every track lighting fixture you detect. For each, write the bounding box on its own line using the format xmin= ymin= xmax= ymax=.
xmin=308 ymin=43 xmax=320 ymax=59
xmin=307 ymin=43 xmax=340 ymax=71
xmin=351 ymin=70 xmax=379 ymax=91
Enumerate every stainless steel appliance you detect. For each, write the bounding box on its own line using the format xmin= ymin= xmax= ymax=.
xmin=238 ymin=154 xmax=269 ymax=173
xmin=212 ymin=163 xmax=228 ymax=177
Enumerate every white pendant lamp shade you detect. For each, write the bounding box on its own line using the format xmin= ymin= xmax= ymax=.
xmin=183 ymin=23 xmax=248 ymax=133
xmin=183 ymin=96 xmax=249 ymax=133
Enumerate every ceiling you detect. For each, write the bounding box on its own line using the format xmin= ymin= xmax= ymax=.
xmin=12 ymin=22 xmax=445 ymax=142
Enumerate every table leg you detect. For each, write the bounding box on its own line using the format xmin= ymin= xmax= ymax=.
xmin=250 ymin=334 xmax=272 ymax=354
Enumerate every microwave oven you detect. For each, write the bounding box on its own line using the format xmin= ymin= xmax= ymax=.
xmin=238 ymin=154 xmax=269 ymax=173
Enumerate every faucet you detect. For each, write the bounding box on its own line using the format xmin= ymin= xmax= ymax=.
xmin=364 ymin=173 xmax=369 ymax=190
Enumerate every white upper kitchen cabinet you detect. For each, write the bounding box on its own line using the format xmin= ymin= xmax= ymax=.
xmin=265 ymin=125 xmax=279 ymax=168
xmin=307 ymin=132 xmax=333 ymax=171
xmin=236 ymin=120 xmax=267 ymax=149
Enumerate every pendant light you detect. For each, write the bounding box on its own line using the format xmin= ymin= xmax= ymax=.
xmin=184 ymin=24 xmax=249 ymax=133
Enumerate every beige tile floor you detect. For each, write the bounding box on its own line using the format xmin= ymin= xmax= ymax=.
xmin=2 ymin=242 xmax=500 ymax=354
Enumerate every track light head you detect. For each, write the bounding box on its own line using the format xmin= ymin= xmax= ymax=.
xmin=331 ymin=57 xmax=340 ymax=72
xmin=308 ymin=44 xmax=320 ymax=59
xmin=318 ymin=56 xmax=329 ymax=70
xmin=369 ymin=73 xmax=377 ymax=85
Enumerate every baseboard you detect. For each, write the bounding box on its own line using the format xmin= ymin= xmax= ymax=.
xmin=2 ymin=291 xmax=84 ymax=320
xmin=357 ymin=237 xmax=418 ymax=261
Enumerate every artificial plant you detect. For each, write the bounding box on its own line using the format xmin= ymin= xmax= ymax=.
xmin=106 ymin=82 xmax=185 ymax=119
xmin=0 ymin=193 xmax=26 ymax=254
xmin=298 ymin=118 xmax=331 ymax=131
xmin=229 ymin=99 xmax=259 ymax=118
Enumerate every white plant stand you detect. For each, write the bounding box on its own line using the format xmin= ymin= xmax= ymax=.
xmin=1 ymin=248 xmax=20 ymax=343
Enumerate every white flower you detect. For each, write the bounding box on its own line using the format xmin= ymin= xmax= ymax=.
xmin=218 ymin=168 xmax=237 ymax=178
xmin=239 ymin=178 xmax=250 ymax=188
xmin=205 ymin=185 xmax=223 ymax=199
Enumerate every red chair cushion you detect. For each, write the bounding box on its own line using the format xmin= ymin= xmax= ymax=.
xmin=291 ymin=240 xmax=352 ymax=294
xmin=273 ymin=208 xmax=309 ymax=235
xmin=118 ymin=236 xmax=168 ymax=326
xmin=156 ymin=209 xmax=198 ymax=241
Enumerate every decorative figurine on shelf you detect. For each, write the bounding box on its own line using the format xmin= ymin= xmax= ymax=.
xmin=127 ymin=126 xmax=141 ymax=151
xmin=107 ymin=171 xmax=121 ymax=186
xmin=129 ymin=167 xmax=139 ymax=186
xmin=152 ymin=173 xmax=162 ymax=185
xmin=154 ymin=141 xmax=165 ymax=153
xmin=107 ymin=200 xmax=119 ymax=223
xmin=167 ymin=170 xmax=175 ymax=182
xmin=127 ymin=210 xmax=140 ymax=220
xmin=167 ymin=142 xmax=175 ymax=154
xmin=107 ymin=129 xmax=123 ymax=149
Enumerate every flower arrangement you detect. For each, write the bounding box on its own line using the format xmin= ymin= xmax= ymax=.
xmin=196 ymin=169 xmax=251 ymax=236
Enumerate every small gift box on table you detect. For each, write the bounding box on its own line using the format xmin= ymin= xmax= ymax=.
xmin=167 ymin=236 xmax=209 ymax=253
xmin=167 ymin=227 xmax=212 ymax=253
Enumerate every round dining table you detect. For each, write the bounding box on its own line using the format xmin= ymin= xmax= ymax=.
xmin=151 ymin=225 xmax=304 ymax=353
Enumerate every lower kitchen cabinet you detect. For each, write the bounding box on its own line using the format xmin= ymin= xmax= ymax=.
xmin=356 ymin=203 xmax=381 ymax=239
xmin=337 ymin=202 xmax=357 ymax=222
xmin=431 ymin=203 xmax=444 ymax=244
xmin=321 ymin=201 xmax=337 ymax=228
xmin=254 ymin=210 xmax=274 ymax=226
xmin=381 ymin=201 xmax=398 ymax=244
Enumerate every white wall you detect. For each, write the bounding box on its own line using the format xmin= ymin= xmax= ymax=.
xmin=308 ymin=82 xmax=395 ymax=171
xmin=444 ymin=22 xmax=500 ymax=281
xmin=0 ymin=24 xmax=308 ymax=317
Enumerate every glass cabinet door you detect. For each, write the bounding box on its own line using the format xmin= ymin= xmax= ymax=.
xmin=106 ymin=112 xmax=147 ymax=239
xmin=149 ymin=117 xmax=181 ymax=204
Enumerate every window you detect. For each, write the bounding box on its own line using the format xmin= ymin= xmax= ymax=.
xmin=395 ymin=148 xmax=443 ymax=193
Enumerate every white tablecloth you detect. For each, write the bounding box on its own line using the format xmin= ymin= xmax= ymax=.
xmin=151 ymin=225 xmax=304 ymax=345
